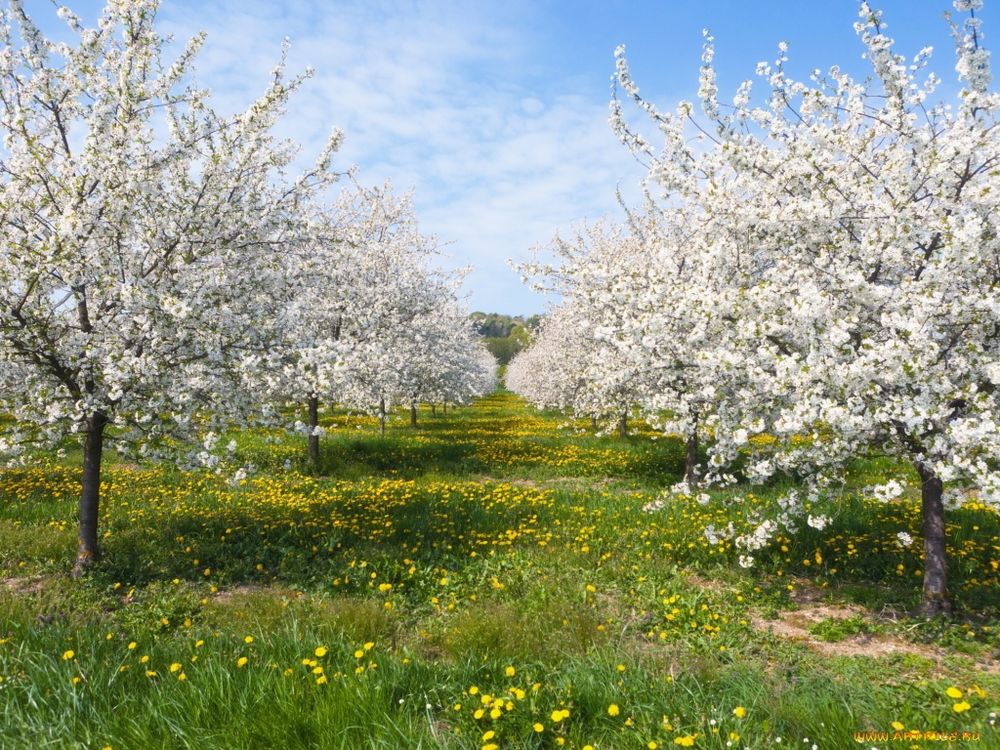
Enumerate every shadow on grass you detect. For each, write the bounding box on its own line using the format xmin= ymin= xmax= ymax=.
xmin=320 ymin=435 xmax=487 ymax=478
xmin=90 ymin=481 xmax=556 ymax=591
xmin=288 ymin=429 xmax=691 ymax=485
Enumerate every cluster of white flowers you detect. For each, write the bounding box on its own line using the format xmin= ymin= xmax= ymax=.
xmin=258 ymin=180 xmax=497 ymax=450
xmin=0 ymin=0 xmax=497 ymax=566
xmin=866 ymin=481 xmax=907 ymax=504
xmin=704 ymin=522 xmax=735 ymax=545
xmin=737 ymin=520 xmax=778 ymax=553
xmin=510 ymin=214 xmax=710 ymax=484
xmin=518 ymin=1 xmax=999 ymax=612
xmin=806 ymin=515 xmax=831 ymax=531
xmin=641 ymin=498 xmax=666 ymax=514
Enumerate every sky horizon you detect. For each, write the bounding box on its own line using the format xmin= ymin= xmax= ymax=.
xmin=29 ymin=0 xmax=997 ymax=316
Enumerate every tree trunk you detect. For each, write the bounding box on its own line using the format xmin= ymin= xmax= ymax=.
xmin=410 ymin=402 xmax=417 ymax=427
xmin=590 ymin=415 xmax=597 ymax=430
xmin=74 ymin=412 xmax=108 ymax=577
xmin=442 ymin=402 xmax=447 ymax=414
xmin=431 ymin=404 xmax=436 ymax=416
xmin=684 ymin=431 xmax=699 ymax=486
xmin=915 ymin=462 xmax=951 ymax=616
xmin=379 ymin=398 xmax=386 ymax=436
xmin=307 ymin=395 xmax=320 ymax=466
xmin=617 ymin=409 xmax=628 ymax=438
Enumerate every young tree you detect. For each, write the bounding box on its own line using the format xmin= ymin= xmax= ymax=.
xmin=325 ymin=186 xmax=479 ymax=431
xmin=410 ymin=303 xmax=499 ymax=409
xmin=612 ymin=1 xmax=1000 ymax=614
xmin=561 ymin=208 xmax=721 ymax=482
xmin=505 ymin=304 xmax=595 ymax=417
xmin=514 ymin=217 xmax=708 ymax=454
xmin=0 ymin=0 xmax=340 ymax=573
xmin=254 ymin=181 xmax=431 ymax=464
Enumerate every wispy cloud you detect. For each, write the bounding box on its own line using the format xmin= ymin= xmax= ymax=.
xmin=157 ymin=0 xmax=646 ymax=314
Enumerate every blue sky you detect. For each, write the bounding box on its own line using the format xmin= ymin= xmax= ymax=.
xmin=30 ymin=1 xmax=997 ymax=314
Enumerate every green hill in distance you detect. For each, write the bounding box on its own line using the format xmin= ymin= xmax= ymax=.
xmin=470 ymin=312 xmax=541 ymax=365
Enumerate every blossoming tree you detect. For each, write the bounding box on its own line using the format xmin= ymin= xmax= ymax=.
xmin=0 ymin=0 xmax=340 ymax=573
xmin=396 ymin=300 xmax=498 ymax=423
xmin=611 ymin=0 xmax=1000 ymax=614
xmin=516 ymin=211 xmax=721 ymax=476
xmin=254 ymin=182 xmax=428 ymax=462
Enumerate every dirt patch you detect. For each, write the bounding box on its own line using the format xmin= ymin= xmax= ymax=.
xmin=684 ymin=574 xmax=731 ymax=593
xmin=1 ymin=575 xmax=50 ymax=595
xmin=211 ymin=583 xmax=303 ymax=603
xmin=471 ymin=475 xmax=623 ymax=490
xmin=470 ymin=476 xmax=542 ymax=488
xmin=505 ymin=478 xmax=544 ymax=488
xmin=787 ymin=578 xmax=827 ymax=605
xmin=751 ymin=603 xmax=1000 ymax=673
xmin=541 ymin=476 xmax=618 ymax=486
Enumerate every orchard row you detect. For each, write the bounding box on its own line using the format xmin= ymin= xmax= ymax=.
xmin=508 ymin=1 xmax=999 ymax=616
xmin=0 ymin=1 xmax=496 ymax=572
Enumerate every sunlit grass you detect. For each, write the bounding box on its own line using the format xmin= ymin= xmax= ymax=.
xmin=0 ymin=393 xmax=997 ymax=748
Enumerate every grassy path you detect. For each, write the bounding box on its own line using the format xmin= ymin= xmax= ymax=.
xmin=0 ymin=393 xmax=997 ymax=748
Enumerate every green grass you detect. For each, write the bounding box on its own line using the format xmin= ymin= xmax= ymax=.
xmin=0 ymin=392 xmax=998 ymax=749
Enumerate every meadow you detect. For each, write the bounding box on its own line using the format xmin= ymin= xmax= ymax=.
xmin=0 ymin=392 xmax=997 ymax=749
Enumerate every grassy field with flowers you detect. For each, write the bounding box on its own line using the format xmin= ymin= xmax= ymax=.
xmin=1 ymin=392 xmax=998 ymax=749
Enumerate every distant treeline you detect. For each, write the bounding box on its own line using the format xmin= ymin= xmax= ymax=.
xmin=470 ymin=312 xmax=541 ymax=365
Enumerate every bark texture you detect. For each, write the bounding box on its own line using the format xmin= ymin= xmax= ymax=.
xmin=74 ymin=411 xmax=108 ymax=577
xmin=915 ymin=462 xmax=951 ymax=617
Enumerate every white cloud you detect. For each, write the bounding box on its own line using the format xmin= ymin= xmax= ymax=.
xmin=159 ymin=0 xmax=647 ymax=313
